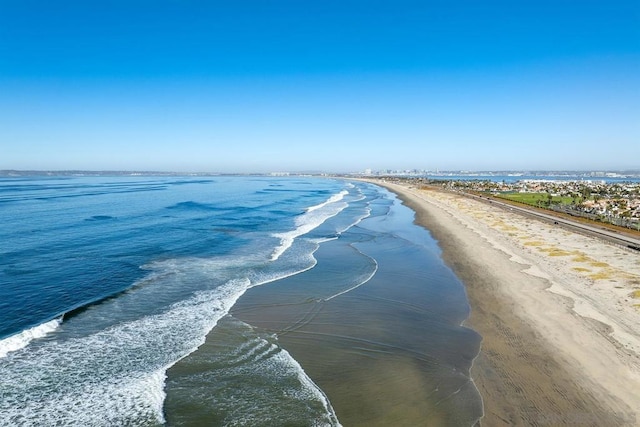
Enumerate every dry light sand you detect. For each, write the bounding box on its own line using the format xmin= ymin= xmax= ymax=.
xmin=372 ymin=179 xmax=640 ymax=426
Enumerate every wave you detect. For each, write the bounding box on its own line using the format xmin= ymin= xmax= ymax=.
xmin=324 ymin=249 xmax=378 ymax=301
xmin=0 ymin=238 xmax=328 ymax=425
xmin=0 ymin=179 xmax=360 ymax=424
xmin=61 ymin=287 xmax=135 ymax=322
xmin=0 ymin=317 xmax=61 ymax=358
xmin=85 ymin=215 xmax=115 ymax=221
xmin=165 ymin=200 xmax=228 ymax=211
xmin=280 ymin=347 xmax=342 ymax=426
xmin=165 ymin=316 xmax=342 ymax=426
xmin=306 ymin=190 xmax=348 ymax=213
xmin=271 ymin=190 xmax=349 ymax=261
xmin=336 ymin=204 xmax=371 ymax=235
xmin=0 ymin=278 xmax=250 ymax=426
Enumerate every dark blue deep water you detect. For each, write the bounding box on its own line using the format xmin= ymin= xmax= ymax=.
xmin=0 ymin=176 xmax=482 ymax=426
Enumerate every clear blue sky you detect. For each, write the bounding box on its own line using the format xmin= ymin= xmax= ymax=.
xmin=1 ymin=0 xmax=638 ymax=173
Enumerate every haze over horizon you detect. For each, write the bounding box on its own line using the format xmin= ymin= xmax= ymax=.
xmin=1 ymin=1 xmax=638 ymax=173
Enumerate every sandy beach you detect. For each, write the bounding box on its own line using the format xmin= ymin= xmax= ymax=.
xmin=374 ymin=179 xmax=640 ymax=426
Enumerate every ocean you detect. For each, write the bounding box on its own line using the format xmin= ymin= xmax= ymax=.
xmin=0 ymin=176 xmax=482 ymax=426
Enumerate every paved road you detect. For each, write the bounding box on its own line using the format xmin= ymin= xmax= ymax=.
xmin=461 ymin=192 xmax=640 ymax=251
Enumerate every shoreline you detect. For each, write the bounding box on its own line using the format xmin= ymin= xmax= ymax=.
xmin=227 ymin=181 xmax=485 ymax=426
xmin=368 ymin=179 xmax=640 ymax=426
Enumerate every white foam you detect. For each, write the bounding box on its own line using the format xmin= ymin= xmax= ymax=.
xmin=306 ymin=190 xmax=348 ymax=212
xmin=324 ymin=254 xmax=378 ymax=301
xmin=0 ymin=184 xmax=362 ymax=425
xmin=205 ymin=322 xmax=342 ymax=426
xmin=336 ymin=205 xmax=371 ymax=235
xmin=271 ymin=190 xmax=349 ymax=261
xmin=276 ymin=348 xmax=342 ymax=426
xmin=0 ymin=279 xmax=250 ymax=426
xmin=252 ymin=244 xmax=319 ymax=288
xmin=0 ymin=317 xmax=61 ymax=358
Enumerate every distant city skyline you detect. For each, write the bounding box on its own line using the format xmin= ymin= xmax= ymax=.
xmin=1 ymin=1 xmax=638 ymax=172
xmin=2 ymin=168 xmax=640 ymax=179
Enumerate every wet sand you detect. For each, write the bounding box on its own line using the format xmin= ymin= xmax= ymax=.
xmin=375 ymin=179 xmax=640 ymax=426
xmin=231 ymin=196 xmax=484 ymax=426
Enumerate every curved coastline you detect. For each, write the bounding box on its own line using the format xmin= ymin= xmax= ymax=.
xmin=369 ymin=178 xmax=640 ymax=426
xmin=226 ymin=181 xmax=485 ymax=426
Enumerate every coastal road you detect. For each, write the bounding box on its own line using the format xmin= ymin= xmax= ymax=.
xmin=461 ymin=191 xmax=640 ymax=251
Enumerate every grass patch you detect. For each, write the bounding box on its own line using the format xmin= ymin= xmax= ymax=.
xmin=548 ymin=249 xmax=572 ymax=256
xmin=497 ymin=192 xmax=574 ymax=207
xmin=589 ymin=261 xmax=609 ymax=268
xmin=630 ymin=290 xmax=640 ymax=299
xmin=524 ymin=241 xmax=544 ymax=246
xmin=539 ymin=247 xmax=571 ymax=256
xmin=590 ymin=271 xmax=613 ymax=280
xmin=572 ymin=267 xmax=591 ymax=273
xmin=572 ymin=254 xmax=591 ymax=262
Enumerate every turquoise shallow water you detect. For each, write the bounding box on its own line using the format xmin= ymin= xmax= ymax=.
xmin=0 ymin=176 xmax=482 ymax=426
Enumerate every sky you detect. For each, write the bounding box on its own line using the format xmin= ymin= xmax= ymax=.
xmin=1 ymin=0 xmax=639 ymax=173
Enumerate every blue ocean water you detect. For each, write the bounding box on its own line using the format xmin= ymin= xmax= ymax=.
xmin=0 ymin=175 xmax=482 ymax=426
xmin=0 ymin=176 xmax=342 ymax=338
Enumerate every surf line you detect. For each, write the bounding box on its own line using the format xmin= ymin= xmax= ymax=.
xmin=323 ymin=248 xmax=378 ymax=302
